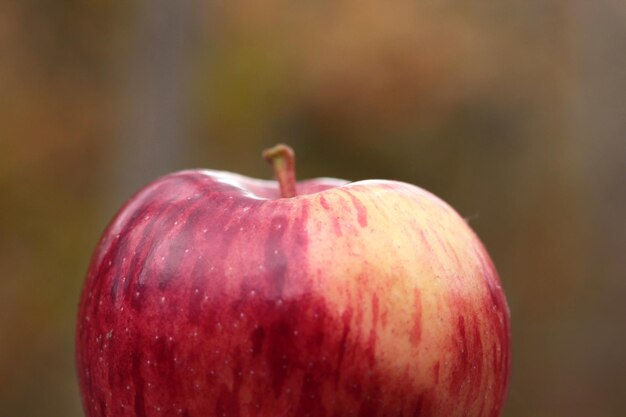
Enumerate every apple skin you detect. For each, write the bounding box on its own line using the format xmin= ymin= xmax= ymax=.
xmin=76 ymin=169 xmax=510 ymax=417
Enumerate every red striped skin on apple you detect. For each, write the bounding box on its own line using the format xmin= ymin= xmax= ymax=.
xmin=76 ymin=146 xmax=510 ymax=417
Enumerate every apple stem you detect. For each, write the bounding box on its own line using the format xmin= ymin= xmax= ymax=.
xmin=262 ymin=144 xmax=297 ymax=198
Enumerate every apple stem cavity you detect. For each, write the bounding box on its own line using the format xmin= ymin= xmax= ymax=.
xmin=263 ymin=144 xmax=298 ymax=198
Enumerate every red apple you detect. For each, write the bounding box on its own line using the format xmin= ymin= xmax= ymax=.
xmin=76 ymin=145 xmax=510 ymax=417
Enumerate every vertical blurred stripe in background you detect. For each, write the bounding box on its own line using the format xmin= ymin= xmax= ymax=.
xmin=1 ymin=1 xmax=624 ymax=416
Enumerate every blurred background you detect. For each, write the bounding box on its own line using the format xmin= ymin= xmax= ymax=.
xmin=1 ymin=1 xmax=625 ymax=416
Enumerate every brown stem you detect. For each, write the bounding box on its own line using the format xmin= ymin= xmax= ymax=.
xmin=262 ymin=144 xmax=297 ymax=198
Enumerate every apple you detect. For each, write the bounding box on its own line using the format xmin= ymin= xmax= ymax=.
xmin=76 ymin=144 xmax=510 ymax=417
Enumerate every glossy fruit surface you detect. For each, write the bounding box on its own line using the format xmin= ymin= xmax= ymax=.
xmin=76 ymin=147 xmax=510 ymax=417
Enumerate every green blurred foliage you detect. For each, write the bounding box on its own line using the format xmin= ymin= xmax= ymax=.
xmin=1 ymin=1 xmax=625 ymax=416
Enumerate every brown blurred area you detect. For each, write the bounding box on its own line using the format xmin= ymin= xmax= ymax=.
xmin=1 ymin=1 xmax=625 ymax=416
